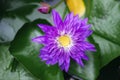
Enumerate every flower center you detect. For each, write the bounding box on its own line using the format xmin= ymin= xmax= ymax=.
xmin=58 ymin=35 xmax=71 ymax=47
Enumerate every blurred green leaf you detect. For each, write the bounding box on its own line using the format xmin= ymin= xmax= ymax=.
xmin=0 ymin=0 xmax=40 ymax=43
xmin=0 ymin=0 xmax=41 ymax=18
xmin=0 ymin=44 xmax=38 ymax=80
xmin=90 ymin=0 xmax=120 ymax=67
xmin=0 ymin=20 xmax=15 ymax=43
xmin=68 ymin=0 xmax=120 ymax=80
xmin=0 ymin=17 xmax=26 ymax=43
xmin=7 ymin=5 xmax=38 ymax=19
xmin=17 ymin=0 xmax=42 ymax=3
xmin=9 ymin=19 xmax=64 ymax=80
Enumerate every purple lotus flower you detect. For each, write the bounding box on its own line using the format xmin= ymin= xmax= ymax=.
xmin=32 ymin=10 xmax=96 ymax=72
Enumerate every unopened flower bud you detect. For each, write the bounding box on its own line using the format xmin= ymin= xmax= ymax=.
xmin=38 ymin=2 xmax=50 ymax=14
xmin=66 ymin=0 xmax=86 ymax=17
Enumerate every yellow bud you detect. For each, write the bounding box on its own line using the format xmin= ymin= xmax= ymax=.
xmin=66 ymin=0 xmax=86 ymax=17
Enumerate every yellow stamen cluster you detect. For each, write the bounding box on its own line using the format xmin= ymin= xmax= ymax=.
xmin=58 ymin=35 xmax=71 ymax=47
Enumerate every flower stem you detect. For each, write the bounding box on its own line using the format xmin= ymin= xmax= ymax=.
xmin=51 ymin=0 xmax=64 ymax=9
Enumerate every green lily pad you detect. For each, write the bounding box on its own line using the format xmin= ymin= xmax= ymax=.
xmin=9 ymin=19 xmax=64 ymax=80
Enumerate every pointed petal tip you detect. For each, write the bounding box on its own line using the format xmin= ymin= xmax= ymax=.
xmin=32 ymin=36 xmax=46 ymax=44
xmin=65 ymin=66 xmax=69 ymax=72
xmin=32 ymin=38 xmax=41 ymax=44
xmin=88 ymin=47 xmax=96 ymax=52
xmin=83 ymin=18 xmax=88 ymax=24
xmin=60 ymin=65 xmax=69 ymax=72
xmin=51 ymin=9 xmax=63 ymax=26
xmin=52 ymin=9 xmax=56 ymax=12
xmin=37 ymin=24 xmax=41 ymax=27
xmin=85 ymin=18 xmax=88 ymax=21
xmin=64 ymin=12 xmax=74 ymax=22
xmin=37 ymin=24 xmax=42 ymax=29
xmin=92 ymin=48 xmax=97 ymax=52
xmin=51 ymin=9 xmax=58 ymax=16
xmin=32 ymin=38 xmax=37 ymax=42
xmin=65 ymin=68 xmax=69 ymax=72
xmin=88 ymin=24 xmax=92 ymax=27
xmin=37 ymin=24 xmax=44 ymax=28
xmin=69 ymin=12 xmax=74 ymax=16
xmin=88 ymin=44 xmax=96 ymax=52
xmin=79 ymin=61 xmax=84 ymax=67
